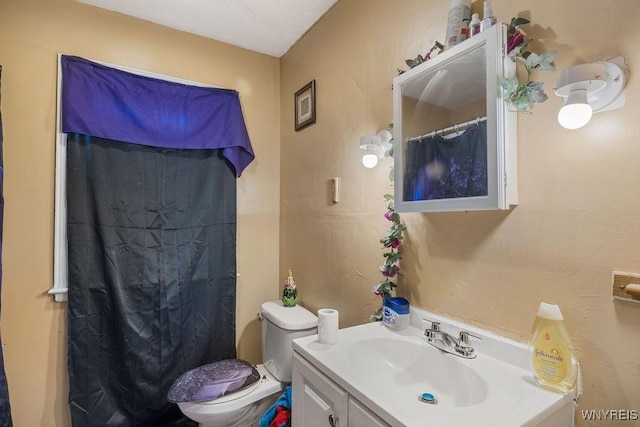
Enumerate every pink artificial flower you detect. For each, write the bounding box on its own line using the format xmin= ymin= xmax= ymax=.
xmin=507 ymin=32 xmax=524 ymax=54
xmin=384 ymin=210 xmax=393 ymax=220
xmin=391 ymin=240 xmax=401 ymax=249
xmin=382 ymin=265 xmax=400 ymax=278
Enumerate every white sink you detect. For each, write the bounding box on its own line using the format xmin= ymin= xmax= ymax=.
xmin=348 ymin=338 xmax=488 ymax=408
xmin=293 ymin=307 xmax=578 ymax=427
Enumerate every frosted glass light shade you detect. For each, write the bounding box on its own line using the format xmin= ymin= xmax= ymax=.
xmin=362 ymin=152 xmax=379 ymax=168
xmin=558 ymin=89 xmax=592 ymax=130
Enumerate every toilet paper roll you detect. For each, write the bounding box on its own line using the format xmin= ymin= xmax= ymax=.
xmin=317 ymin=309 xmax=339 ymax=345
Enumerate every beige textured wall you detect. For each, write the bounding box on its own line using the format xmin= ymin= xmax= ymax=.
xmin=0 ymin=0 xmax=280 ymax=424
xmin=281 ymin=0 xmax=640 ymax=424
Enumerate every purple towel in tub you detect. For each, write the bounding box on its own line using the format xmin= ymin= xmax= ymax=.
xmin=168 ymin=359 xmax=260 ymax=403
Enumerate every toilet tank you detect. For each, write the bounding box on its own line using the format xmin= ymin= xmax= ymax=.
xmin=261 ymin=301 xmax=317 ymax=382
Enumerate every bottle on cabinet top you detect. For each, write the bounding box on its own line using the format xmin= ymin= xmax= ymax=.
xmin=480 ymin=1 xmax=497 ymax=32
xmin=469 ymin=13 xmax=481 ymax=37
xmin=445 ymin=0 xmax=471 ymax=49
xmin=460 ymin=19 xmax=470 ymax=43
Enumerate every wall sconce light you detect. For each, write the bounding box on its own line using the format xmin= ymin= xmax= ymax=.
xmin=359 ymin=130 xmax=392 ymax=168
xmin=555 ymin=57 xmax=627 ymax=130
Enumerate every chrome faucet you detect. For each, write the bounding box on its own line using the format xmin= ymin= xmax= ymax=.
xmin=423 ymin=320 xmax=481 ymax=359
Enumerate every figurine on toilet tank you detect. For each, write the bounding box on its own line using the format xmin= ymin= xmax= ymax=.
xmin=282 ymin=269 xmax=298 ymax=307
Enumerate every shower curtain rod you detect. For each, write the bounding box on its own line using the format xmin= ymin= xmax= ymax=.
xmin=408 ymin=116 xmax=487 ymax=142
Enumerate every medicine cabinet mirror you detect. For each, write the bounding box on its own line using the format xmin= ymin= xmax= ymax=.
xmin=392 ymin=24 xmax=517 ymax=213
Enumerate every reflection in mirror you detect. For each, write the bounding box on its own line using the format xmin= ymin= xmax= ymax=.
xmin=401 ymin=43 xmax=487 ymax=202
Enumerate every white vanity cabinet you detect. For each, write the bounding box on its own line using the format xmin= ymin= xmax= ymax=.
xmin=392 ymin=24 xmax=517 ymax=212
xmin=347 ymin=398 xmax=388 ymax=427
xmin=292 ymin=353 xmax=389 ymax=427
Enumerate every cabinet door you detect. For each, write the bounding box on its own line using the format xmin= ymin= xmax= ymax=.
xmin=292 ymin=353 xmax=348 ymax=427
xmin=348 ymin=398 xmax=389 ymax=427
xmin=392 ymin=23 xmax=517 ymax=212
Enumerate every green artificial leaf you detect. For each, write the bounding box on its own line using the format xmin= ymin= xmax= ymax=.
xmin=524 ymin=51 xmax=556 ymax=73
xmin=508 ymin=45 xmax=523 ymax=60
xmin=519 ymin=38 xmax=532 ymax=52
xmin=530 ymin=89 xmax=548 ymax=103
xmin=386 ymin=253 xmax=402 ymax=264
xmin=535 ymin=51 xmax=557 ymax=72
xmin=391 ymin=225 xmax=403 ymax=234
xmin=514 ymin=92 xmax=534 ymax=113
xmin=511 ymin=17 xmax=530 ymax=27
xmin=528 ymin=81 xmax=548 ymax=103
xmin=501 ymin=78 xmax=521 ymax=104
xmin=383 ymin=194 xmax=393 ymax=201
xmin=501 ymin=77 xmax=519 ymax=95
xmin=406 ymin=54 xmax=426 ymax=69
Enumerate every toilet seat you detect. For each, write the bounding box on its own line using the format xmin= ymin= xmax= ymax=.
xmin=178 ymin=364 xmax=282 ymax=416
xmin=200 ymin=380 xmax=260 ymax=405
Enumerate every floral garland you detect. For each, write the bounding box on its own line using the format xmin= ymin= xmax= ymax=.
xmin=398 ymin=42 xmax=443 ymax=75
xmin=501 ymin=17 xmax=557 ymax=114
xmin=371 ymin=129 xmax=406 ymax=321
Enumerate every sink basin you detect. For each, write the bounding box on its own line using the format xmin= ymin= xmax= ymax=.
xmin=293 ymin=306 xmax=578 ymax=427
xmin=347 ymin=338 xmax=487 ymax=407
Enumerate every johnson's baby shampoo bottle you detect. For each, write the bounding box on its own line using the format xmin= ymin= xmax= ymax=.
xmin=529 ymin=303 xmax=578 ymax=393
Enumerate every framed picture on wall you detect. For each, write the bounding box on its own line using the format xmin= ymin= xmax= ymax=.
xmin=295 ymin=80 xmax=316 ymax=131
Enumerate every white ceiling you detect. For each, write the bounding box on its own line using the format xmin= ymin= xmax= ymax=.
xmin=78 ymin=0 xmax=337 ymax=58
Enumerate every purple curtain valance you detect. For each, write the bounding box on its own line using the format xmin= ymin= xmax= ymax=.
xmin=61 ymin=55 xmax=254 ymax=176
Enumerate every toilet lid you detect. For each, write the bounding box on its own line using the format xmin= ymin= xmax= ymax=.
xmin=168 ymin=359 xmax=260 ymax=403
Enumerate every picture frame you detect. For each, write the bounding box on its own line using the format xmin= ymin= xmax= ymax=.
xmin=294 ymin=80 xmax=316 ymax=131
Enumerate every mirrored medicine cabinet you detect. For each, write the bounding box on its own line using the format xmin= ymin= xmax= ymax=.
xmin=392 ymin=24 xmax=517 ymax=213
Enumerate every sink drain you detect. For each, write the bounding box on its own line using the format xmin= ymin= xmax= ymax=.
xmin=420 ymin=393 xmax=437 ymax=404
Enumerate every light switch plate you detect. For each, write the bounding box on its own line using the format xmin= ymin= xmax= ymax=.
xmin=612 ymin=271 xmax=640 ymax=303
xmin=331 ymin=177 xmax=339 ymax=204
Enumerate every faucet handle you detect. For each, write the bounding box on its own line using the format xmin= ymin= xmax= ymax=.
xmin=422 ymin=319 xmax=441 ymax=340
xmin=421 ymin=318 xmax=440 ymax=331
xmin=458 ymin=331 xmax=482 ymax=345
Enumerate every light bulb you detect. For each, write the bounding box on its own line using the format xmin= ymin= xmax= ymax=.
xmin=558 ymin=103 xmax=592 ymax=129
xmin=362 ymin=153 xmax=379 ymax=168
xmin=558 ymin=88 xmax=592 ymax=130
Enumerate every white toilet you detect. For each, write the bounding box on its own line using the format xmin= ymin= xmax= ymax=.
xmin=177 ymin=300 xmax=318 ymax=426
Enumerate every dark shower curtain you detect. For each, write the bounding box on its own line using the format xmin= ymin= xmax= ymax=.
xmin=66 ymin=134 xmax=237 ymax=425
xmin=60 ymin=55 xmax=255 ymax=426
xmin=0 ymin=65 xmax=13 ymax=426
